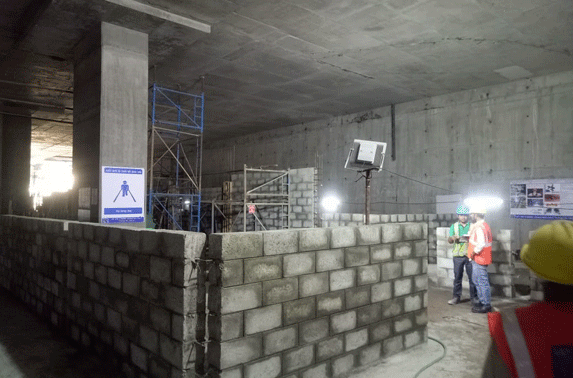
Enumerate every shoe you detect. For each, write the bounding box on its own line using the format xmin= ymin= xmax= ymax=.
xmin=471 ymin=304 xmax=492 ymax=313
xmin=448 ymin=297 xmax=460 ymax=305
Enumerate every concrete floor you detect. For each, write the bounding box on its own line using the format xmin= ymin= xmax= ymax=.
xmin=0 ymin=267 xmax=530 ymax=378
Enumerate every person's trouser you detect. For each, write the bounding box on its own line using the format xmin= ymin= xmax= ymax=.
xmin=452 ymin=256 xmax=477 ymax=300
xmin=471 ymin=261 xmax=491 ymax=306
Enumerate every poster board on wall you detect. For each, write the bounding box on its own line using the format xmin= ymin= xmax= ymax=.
xmin=510 ymin=179 xmax=573 ymax=220
xmin=101 ymin=166 xmax=145 ymax=224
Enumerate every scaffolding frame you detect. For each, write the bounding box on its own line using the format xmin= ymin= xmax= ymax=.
xmin=243 ymin=165 xmax=290 ymax=232
xmin=148 ymin=83 xmax=204 ymax=231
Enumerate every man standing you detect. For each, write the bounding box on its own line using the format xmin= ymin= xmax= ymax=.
xmin=447 ymin=205 xmax=478 ymax=305
xmin=467 ymin=205 xmax=493 ymax=313
xmin=483 ymin=220 xmax=573 ymax=377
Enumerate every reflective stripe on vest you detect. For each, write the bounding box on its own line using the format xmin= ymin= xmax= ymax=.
xmin=500 ymin=308 xmax=535 ymax=378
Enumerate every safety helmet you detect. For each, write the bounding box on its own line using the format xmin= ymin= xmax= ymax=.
xmin=456 ymin=205 xmax=469 ymax=215
xmin=468 ymin=205 xmax=487 ymax=214
xmin=520 ymin=221 xmax=573 ymax=285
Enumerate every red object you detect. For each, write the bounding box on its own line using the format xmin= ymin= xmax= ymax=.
xmin=488 ymin=302 xmax=573 ymax=378
xmin=248 ymin=204 xmax=256 ymax=214
xmin=467 ymin=221 xmax=493 ymax=265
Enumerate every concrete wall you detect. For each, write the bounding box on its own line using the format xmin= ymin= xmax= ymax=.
xmin=202 ymin=223 xmax=429 ymax=377
xmin=322 ymin=212 xmax=456 ymax=264
xmin=0 ymin=215 xmax=205 ymax=378
xmin=435 ymin=227 xmax=531 ymax=298
xmin=202 ymin=70 xmax=573 ymax=251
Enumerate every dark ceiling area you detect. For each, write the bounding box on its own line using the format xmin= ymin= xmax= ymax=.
xmin=0 ymin=0 xmax=572 ymax=163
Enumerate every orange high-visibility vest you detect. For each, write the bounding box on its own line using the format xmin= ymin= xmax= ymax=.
xmin=467 ymin=221 xmax=492 ymax=265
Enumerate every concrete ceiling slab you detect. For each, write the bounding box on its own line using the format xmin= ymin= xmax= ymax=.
xmin=0 ymin=0 xmax=571 ymax=163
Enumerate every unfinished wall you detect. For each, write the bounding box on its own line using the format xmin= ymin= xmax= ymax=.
xmin=202 ymin=223 xmax=429 ymax=377
xmin=322 ymin=212 xmax=456 ymax=264
xmin=202 ymin=70 xmax=573 ymax=250
xmin=0 ymin=215 xmax=205 ymax=378
xmin=435 ymin=227 xmax=530 ymax=298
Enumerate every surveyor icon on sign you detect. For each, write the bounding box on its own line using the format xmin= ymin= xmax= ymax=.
xmin=114 ymin=180 xmax=136 ymax=202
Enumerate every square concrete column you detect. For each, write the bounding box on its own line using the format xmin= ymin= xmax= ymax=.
xmin=0 ymin=114 xmax=32 ymax=214
xmin=73 ymin=22 xmax=148 ymax=226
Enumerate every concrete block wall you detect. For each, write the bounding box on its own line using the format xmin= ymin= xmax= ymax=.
xmin=436 ymin=227 xmax=523 ymax=298
xmin=0 ymin=215 xmax=206 ymax=378
xmin=231 ymin=168 xmax=316 ymax=231
xmin=203 ymin=222 xmax=429 ymax=377
xmin=321 ymin=213 xmax=456 ymax=264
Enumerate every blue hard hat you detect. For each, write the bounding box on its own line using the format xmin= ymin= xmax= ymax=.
xmin=456 ymin=205 xmax=469 ymax=215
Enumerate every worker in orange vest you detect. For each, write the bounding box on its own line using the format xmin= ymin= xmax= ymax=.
xmin=467 ymin=205 xmax=493 ymax=313
xmin=484 ymin=220 xmax=573 ymax=378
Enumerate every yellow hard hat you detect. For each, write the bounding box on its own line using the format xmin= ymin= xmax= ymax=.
xmin=520 ymin=221 xmax=573 ymax=285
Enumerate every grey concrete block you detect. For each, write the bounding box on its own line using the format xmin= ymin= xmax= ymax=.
xmin=316 ymin=249 xmax=344 ymax=272
xmin=263 ymin=277 xmax=298 ymax=305
xmin=381 ymin=224 xmax=403 ymax=243
xmin=404 ymin=328 xmax=424 ymax=348
xmin=402 ymin=258 xmax=422 ymax=276
xmin=371 ymin=281 xmax=392 ymax=303
xmin=89 ymin=243 xmax=101 ymax=263
xmin=263 ymin=230 xmax=298 ymax=256
xmin=369 ymin=319 xmax=392 ymax=342
xmin=108 ymin=268 xmax=122 ymax=290
xmin=150 ymin=305 xmax=171 ymax=335
xmin=101 ymin=246 xmax=115 ymax=267
xmin=394 ymin=278 xmax=413 ymax=297
xmin=357 ymin=225 xmax=381 ymax=245
xmin=317 ymin=291 xmax=344 ymax=317
xmin=299 ymin=272 xmax=329 ymax=298
xmin=283 ymin=252 xmax=315 ymax=277
xmin=357 ymin=265 xmax=380 ymax=286
xmin=414 ymin=241 xmax=428 ymax=257
xmin=221 ymin=259 xmax=243 ymax=287
xmin=345 ymin=246 xmax=370 ymax=267
xmin=264 ymin=326 xmax=297 ymax=355
xmin=331 ymin=310 xmax=356 ymax=334
xmin=371 ymin=245 xmax=392 ymax=263
xmin=130 ymin=343 xmax=148 ymax=372
xmin=300 ymin=317 xmax=329 ymax=344
xmin=123 ymin=272 xmax=139 ymax=296
xmin=150 ymin=256 xmax=172 ymax=283
xmin=381 ymin=261 xmax=402 ymax=281
xmin=284 ymin=297 xmax=315 ymax=325
xmin=244 ymin=356 xmax=281 ymax=378
xmin=299 ymin=228 xmax=330 ymax=251
xmin=393 ymin=313 xmax=414 ymax=333
xmin=346 ymin=328 xmax=368 ymax=351
xmin=357 ymin=303 xmax=382 ymax=327
xmin=245 ymin=304 xmax=282 ymax=335
xmin=301 ymin=363 xmax=328 ymax=378
xmin=140 ymin=325 xmax=159 ymax=353
xmin=222 ymin=283 xmax=262 ymax=314
xmin=210 ymin=233 xmax=263 ymax=260
xmin=403 ymin=223 xmax=424 ymax=240
xmin=244 ymin=256 xmax=282 ymax=283
xmin=95 ymin=264 xmax=107 ymax=285
xmin=283 ymin=345 xmax=314 ymax=373
xmin=332 ymin=354 xmax=355 ymax=377
xmin=331 ymin=227 xmax=357 ymax=248
xmin=317 ymin=335 xmax=344 ymax=361
xmin=346 ymin=286 xmax=370 ymax=309
xmin=116 ymin=252 xmax=130 ymax=269
xmin=330 ymin=268 xmax=356 ymax=291
xmin=360 ymin=342 xmax=382 ymax=365
xmin=221 ymin=312 xmax=244 ymax=342
xmin=394 ymin=242 xmax=413 ymax=259
xmin=383 ymin=335 xmax=404 ymax=356
xmin=382 ymin=297 xmax=404 ymax=318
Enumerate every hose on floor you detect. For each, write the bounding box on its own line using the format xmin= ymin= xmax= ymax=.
xmin=413 ymin=336 xmax=447 ymax=378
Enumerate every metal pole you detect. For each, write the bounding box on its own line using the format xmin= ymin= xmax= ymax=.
xmin=365 ymin=170 xmax=371 ymax=225
xmin=243 ymin=164 xmax=247 ymax=232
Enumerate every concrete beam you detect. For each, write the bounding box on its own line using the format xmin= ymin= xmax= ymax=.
xmin=105 ymin=0 xmax=211 ymax=33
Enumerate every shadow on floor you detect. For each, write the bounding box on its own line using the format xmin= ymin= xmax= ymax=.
xmin=0 ymin=288 xmax=121 ymax=378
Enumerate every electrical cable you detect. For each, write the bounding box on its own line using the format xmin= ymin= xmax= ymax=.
xmin=413 ymin=336 xmax=447 ymax=378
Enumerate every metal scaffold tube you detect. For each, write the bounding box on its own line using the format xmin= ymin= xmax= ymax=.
xmin=147 ymin=83 xmax=204 ymax=231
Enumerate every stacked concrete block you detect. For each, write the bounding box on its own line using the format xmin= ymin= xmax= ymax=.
xmin=231 ymin=168 xmax=316 ymax=232
xmin=436 ymin=227 xmax=523 ymax=299
xmin=320 ymin=213 xmax=455 ymax=264
xmin=205 ymin=222 xmax=428 ymax=377
xmin=0 ymin=215 xmax=206 ymax=378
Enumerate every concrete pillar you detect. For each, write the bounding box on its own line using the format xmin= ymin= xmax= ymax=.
xmin=0 ymin=114 xmax=32 ymax=215
xmin=73 ymin=22 xmax=148 ymax=226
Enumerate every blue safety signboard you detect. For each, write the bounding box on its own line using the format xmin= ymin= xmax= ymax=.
xmin=101 ymin=166 xmax=145 ymax=224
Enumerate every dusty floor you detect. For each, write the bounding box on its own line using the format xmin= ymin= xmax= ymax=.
xmin=0 ymin=268 xmax=530 ymax=378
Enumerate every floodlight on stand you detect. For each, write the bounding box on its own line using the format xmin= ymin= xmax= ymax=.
xmin=344 ymin=140 xmax=387 ymax=225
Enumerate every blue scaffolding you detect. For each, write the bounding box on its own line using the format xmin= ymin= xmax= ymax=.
xmin=148 ymin=83 xmax=204 ymax=232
